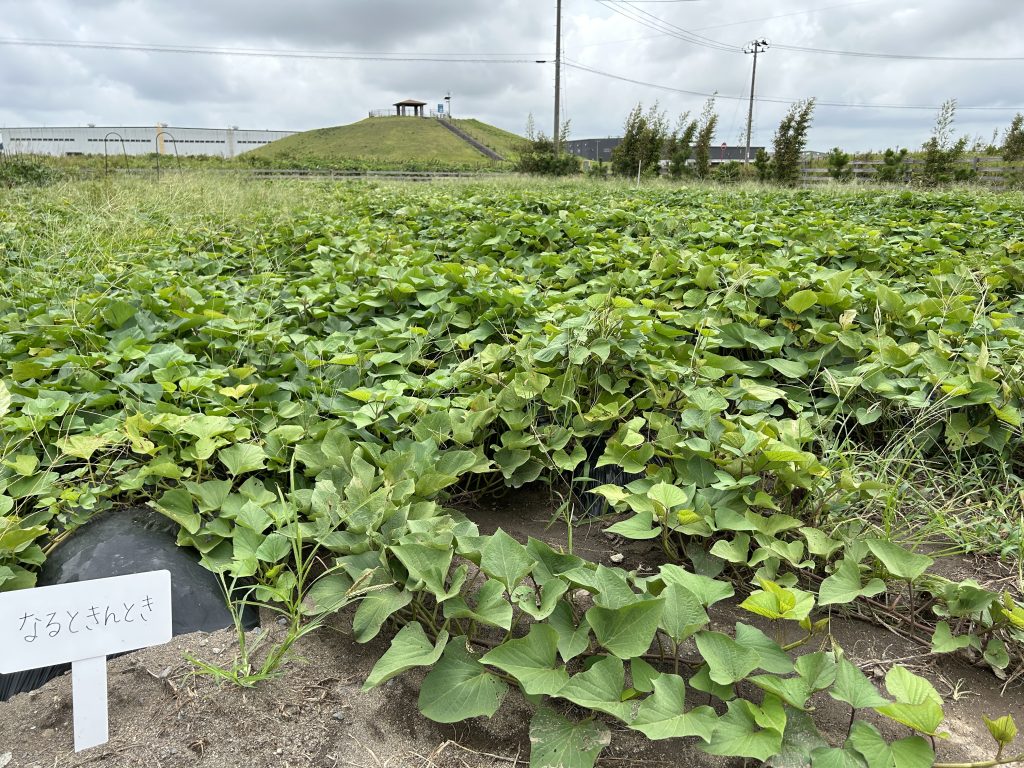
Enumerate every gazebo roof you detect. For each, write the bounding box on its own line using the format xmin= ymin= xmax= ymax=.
xmin=394 ymin=99 xmax=428 ymax=107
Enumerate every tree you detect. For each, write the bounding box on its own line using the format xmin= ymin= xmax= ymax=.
xmin=666 ymin=111 xmax=697 ymax=179
xmin=826 ymin=147 xmax=852 ymax=182
xmin=515 ymin=118 xmax=578 ymax=176
xmin=771 ymin=99 xmax=816 ymax=185
xmin=693 ymin=99 xmax=718 ymax=180
xmin=1002 ymin=113 xmax=1024 ymax=162
xmin=610 ymin=103 xmax=668 ymax=177
xmin=874 ymin=148 xmax=909 ymax=183
xmin=921 ymin=99 xmax=969 ymax=186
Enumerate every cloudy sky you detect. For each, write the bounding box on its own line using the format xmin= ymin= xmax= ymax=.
xmin=1 ymin=0 xmax=1022 ymax=152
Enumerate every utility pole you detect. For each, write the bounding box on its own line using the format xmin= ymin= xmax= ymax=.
xmin=554 ymin=0 xmax=563 ymax=154
xmin=744 ymin=39 xmax=768 ymax=165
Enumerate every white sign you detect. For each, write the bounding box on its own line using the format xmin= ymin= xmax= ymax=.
xmin=0 ymin=571 xmax=172 ymax=752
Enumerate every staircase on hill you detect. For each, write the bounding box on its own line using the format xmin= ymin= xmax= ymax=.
xmin=434 ymin=118 xmax=504 ymax=162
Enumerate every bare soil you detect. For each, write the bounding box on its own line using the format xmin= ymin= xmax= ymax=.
xmin=1 ymin=488 xmax=1021 ymax=767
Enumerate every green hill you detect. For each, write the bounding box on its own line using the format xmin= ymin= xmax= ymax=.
xmin=245 ymin=117 xmax=524 ymax=170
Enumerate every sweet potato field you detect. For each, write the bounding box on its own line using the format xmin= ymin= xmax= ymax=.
xmin=1 ymin=178 xmax=1023 ymax=765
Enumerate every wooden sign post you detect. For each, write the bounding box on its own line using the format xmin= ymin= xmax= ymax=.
xmin=0 ymin=570 xmax=172 ymax=752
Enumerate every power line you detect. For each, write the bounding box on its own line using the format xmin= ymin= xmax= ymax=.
xmin=691 ymin=1 xmax=882 ymax=32
xmin=593 ymin=1 xmax=1022 ymax=63
xmin=562 ymin=60 xmax=1024 ymax=112
xmin=0 ymin=37 xmax=549 ymax=63
xmin=577 ymin=0 xmax=881 ymax=49
xmin=594 ymin=1 xmax=741 ymax=53
xmin=770 ymin=42 xmax=1024 ymax=62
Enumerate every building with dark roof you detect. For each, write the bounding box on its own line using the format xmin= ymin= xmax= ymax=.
xmin=566 ymin=137 xmax=764 ymax=165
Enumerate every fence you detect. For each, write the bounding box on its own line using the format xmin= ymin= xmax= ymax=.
xmin=368 ymin=109 xmax=442 ymax=119
xmin=102 ymin=167 xmax=498 ymax=182
xmin=801 ymin=157 xmax=1020 ymax=189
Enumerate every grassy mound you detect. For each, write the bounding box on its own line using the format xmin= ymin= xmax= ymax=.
xmin=245 ymin=116 xmax=521 ymax=170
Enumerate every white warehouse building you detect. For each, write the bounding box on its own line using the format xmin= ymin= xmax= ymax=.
xmin=0 ymin=125 xmax=296 ymax=158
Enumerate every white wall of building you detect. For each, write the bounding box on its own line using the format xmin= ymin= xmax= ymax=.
xmin=0 ymin=125 xmax=295 ymax=158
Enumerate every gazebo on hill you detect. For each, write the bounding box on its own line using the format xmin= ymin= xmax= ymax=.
xmin=393 ymin=99 xmax=428 ymax=117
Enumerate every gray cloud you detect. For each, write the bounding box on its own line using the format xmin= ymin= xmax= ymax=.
xmin=0 ymin=0 xmax=1021 ymax=151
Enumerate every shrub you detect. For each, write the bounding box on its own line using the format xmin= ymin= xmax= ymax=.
xmin=826 ymin=147 xmax=852 ymax=182
xmin=714 ymin=161 xmax=742 ymax=183
xmin=921 ymin=99 xmax=969 ymax=186
xmin=515 ymin=120 xmax=578 ymax=176
xmin=754 ymin=148 xmax=773 ymax=183
xmin=666 ymin=112 xmax=697 ymax=180
xmin=611 ymin=103 xmax=668 ymax=178
xmin=693 ymin=99 xmax=719 ymax=180
xmin=0 ymin=156 xmax=61 ymax=187
xmin=772 ymin=99 xmax=816 ymax=186
xmin=875 ymin=148 xmax=909 ymax=183
xmin=1002 ymin=113 xmax=1024 ymax=162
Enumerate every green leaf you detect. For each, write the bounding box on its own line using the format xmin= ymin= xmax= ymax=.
xmin=630 ymin=673 xmax=717 ymax=741
xmin=586 ymin=598 xmax=664 ymax=659
xmin=513 ymin=577 xmax=569 ymax=621
xmin=480 ymin=528 xmax=537 ymax=592
xmin=419 ymin=639 xmax=508 ymax=723
xmin=703 ymin=699 xmax=785 ymax=761
xmin=363 ymin=623 xmax=449 ymax=691
xmin=830 ymin=657 xmax=887 ymax=710
xmin=549 ymin=601 xmax=591 ymax=663
xmin=0 ymin=379 xmax=11 ymax=420
xmin=659 ymin=564 xmax=734 ymax=607
xmin=647 ymin=482 xmax=689 ymax=510
xmin=218 ymin=443 xmax=267 ymax=476
xmin=151 ymin=488 xmax=201 ymax=535
xmin=802 ymin=527 xmax=844 ymax=559
xmin=185 ymin=479 xmax=233 ymax=513
xmin=984 ymin=638 xmax=1010 ymax=670
xmin=255 ymin=532 xmax=292 ymax=562
xmin=480 ymin=624 xmax=568 ymax=696
xmin=818 ymin=558 xmax=887 ymax=606
xmin=739 ymin=579 xmax=814 ymax=621
xmin=689 ymin=664 xmax=735 ymax=702
xmin=352 ymin=586 xmax=412 ymax=643
xmin=695 ymin=631 xmax=760 ymax=686
xmin=392 ymin=542 xmax=454 ymax=599
xmin=865 ymin=540 xmax=933 ymax=581
xmin=796 ymin=652 xmax=837 ymax=692
xmin=810 ymin=747 xmax=868 ymax=768
xmin=874 ymin=666 xmax=947 ymax=738
xmin=234 ymin=500 xmax=273 ymax=533
xmin=630 ymin=657 xmax=659 ymax=694
xmin=847 ymin=722 xmax=934 ymax=768
xmin=4 ymin=454 xmax=38 ymax=477
xmin=658 ymin=583 xmax=709 ymax=643
xmin=711 ymin=534 xmax=751 ymax=565
xmin=785 ymin=290 xmax=819 ymax=314
xmin=528 ymin=707 xmax=610 ymax=768
xmin=882 ymin=665 xmax=942 ymax=708
xmin=302 ymin=573 xmax=357 ymax=615
xmin=930 ymin=621 xmax=974 ymax=654
xmin=605 ymin=511 xmax=661 ymax=541
xmin=735 ymin=623 xmax=794 ymax=675
xmin=0 ymin=521 xmax=48 ymax=554
xmin=555 ymin=655 xmax=632 ymax=722
xmin=749 ymin=674 xmax=812 ymax=710
xmin=444 ymin=578 xmax=513 ymax=630
xmin=983 ymin=715 xmax=1018 ymax=749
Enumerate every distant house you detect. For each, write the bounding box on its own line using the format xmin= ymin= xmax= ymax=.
xmin=566 ymin=138 xmax=764 ymax=164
